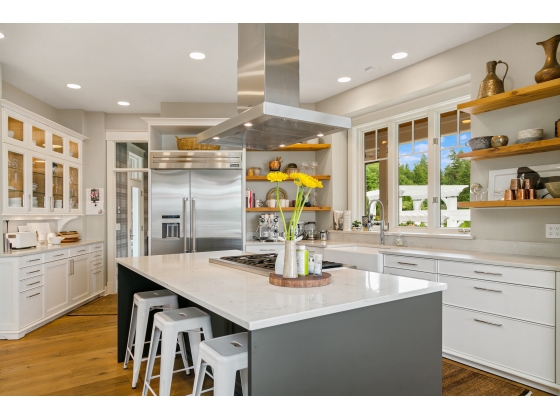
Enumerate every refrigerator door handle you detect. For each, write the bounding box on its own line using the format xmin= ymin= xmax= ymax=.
xmin=183 ymin=197 xmax=189 ymax=253
xmin=191 ymin=198 xmax=196 ymax=253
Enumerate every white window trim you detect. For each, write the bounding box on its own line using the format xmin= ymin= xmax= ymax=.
xmin=348 ymin=95 xmax=471 ymax=236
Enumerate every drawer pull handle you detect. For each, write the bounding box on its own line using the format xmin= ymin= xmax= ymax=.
xmin=474 ymin=286 xmax=502 ymax=293
xmin=474 ymin=318 xmax=502 ymax=327
xmin=76 ymin=250 xmax=87 ymax=253
xmin=26 ymin=293 xmax=41 ymax=299
xmin=474 ymin=270 xmax=502 ymax=276
xmin=93 ymin=270 xmax=102 ymax=274
xmin=397 ymin=262 xmax=418 ymax=266
xmin=26 ymin=270 xmax=41 ymax=275
xmin=26 ymin=281 xmax=41 ymax=287
xmin=26 ymin=259 xmax=41 ymax=263
xmin=260 ymin=249 xmax=275 ymax=251
xmin=54 ymin=254 xmax=65 ymax=257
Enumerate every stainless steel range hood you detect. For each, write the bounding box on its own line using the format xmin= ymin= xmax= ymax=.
xmin=197 ymin=23 xmax=351 ymax=150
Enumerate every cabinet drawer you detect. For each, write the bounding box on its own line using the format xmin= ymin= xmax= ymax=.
xmin=19 ymin=274 xmax=44 ymax=292
xmin=245 ymin=244 xmax=283 ymax=253
xmin=441 ymin=275 xmax=555 ymax=326
xmin=19 ymin=254 xmax=44 ymax=268
xmin=19 ymin=265 xmax=44 ymax=280
xmin=439 ymin=260 xmax=555 ymax=289
xmin=44 ymin=249 xmax=69 ymax=263
xmin=19 ymin=286 xmax=44 ymax=328
xmin=70 ymin=246 xmax=89 ymax=257
xmin=91 ymin=250 xmax=103 ymax=261
xmin=442 ymin=305 xmax=555 ymax=382
xmin=90 ymin=259 xmax=103 ymax=270
xmin=384 ymin=254 xmax=437 ymax=273
xmin=384 ymin=266 xmax=438 ymax=282
xmin=89 ymin=243 xmax=103 ymax=252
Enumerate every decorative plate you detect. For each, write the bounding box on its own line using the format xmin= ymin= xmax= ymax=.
xmin=267 ymin=188 xmax=287 ymax=201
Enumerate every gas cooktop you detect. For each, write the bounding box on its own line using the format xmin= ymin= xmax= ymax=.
xmin=209 ymin=253 xmax=344 ymax=276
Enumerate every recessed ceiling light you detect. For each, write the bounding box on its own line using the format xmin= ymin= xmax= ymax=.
xmin=212 ymin=137 xmax=220 ymax=140
xmin=338 ymin=77 xmax=351 ymax=83
xmin=67 ymin=84 xmax=81 ymax=89
xmin=317 ymin=133 xmax=324 ymax=137
xmin=189 ymin=52 xmax=205 ymax=60
xmin=118 ymin=102 xmax=130 ymax=106
xmin=0 ymin=33 xmax=4 ymax=39
xmin=462 ymin=119 xmax=471 ymax=124
xmin=365 ymin=66 xmax=375 ymax=72
xmin=392 ymin=52 xmax=408 ymax=60
xmin=244 ymin=122 xmax=253 ymax=127
xmin=279 ymin=144 xmax=286 ymax=148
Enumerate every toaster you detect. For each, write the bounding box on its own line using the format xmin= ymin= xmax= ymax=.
xmin=7 ymin=232 xmax=37 ymax=249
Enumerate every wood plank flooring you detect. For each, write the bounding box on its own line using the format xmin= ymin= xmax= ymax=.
xmin=0 ymin=311 xmax=552 ymax=396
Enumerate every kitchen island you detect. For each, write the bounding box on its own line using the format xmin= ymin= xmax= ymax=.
xmin=117 ymin=250 xmax=447 ymax=396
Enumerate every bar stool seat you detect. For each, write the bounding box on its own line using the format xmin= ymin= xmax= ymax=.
xmin=123 ymin=289 xmax=179 ymax=388
xmin=193 ymin=332 xmax=249 ymax=396
xmin=143 ymin=307 xmax=214 ymax=396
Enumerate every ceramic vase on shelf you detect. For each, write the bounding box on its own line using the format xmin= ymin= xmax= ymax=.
xmin=282 ymin=240 xmax=298 ymax=278
xmin=535 ymin=34 xmax=560 ymax=83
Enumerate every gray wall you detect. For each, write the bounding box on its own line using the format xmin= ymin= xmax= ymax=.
xmin=2 ymin=81 xmax=59 ymax=122
xmin=106 ymin=113 xmax=158 ymax=131
xmin=317 ymin=23 xmax=560 ymax=244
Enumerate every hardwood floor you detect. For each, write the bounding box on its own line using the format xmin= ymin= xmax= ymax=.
xmin=0 ymin=312 xmax=553 ymax=396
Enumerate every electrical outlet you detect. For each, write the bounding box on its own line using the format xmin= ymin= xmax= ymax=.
xmin=545 ymin=224 xmax=560 ymax=238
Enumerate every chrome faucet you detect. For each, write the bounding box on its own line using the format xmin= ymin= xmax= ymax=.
xmin=368 ymin=199 xmax=385 ymax=245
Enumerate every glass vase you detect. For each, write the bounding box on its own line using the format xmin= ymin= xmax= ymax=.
xmin=282 ymin=239 xmax=298 ymax=278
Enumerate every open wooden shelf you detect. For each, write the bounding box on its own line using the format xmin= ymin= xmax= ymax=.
xmin=457 ymin=79 xmax=560 ymax=115
xmin=246 ymin=144 xmax=331 ymax=152
xmin=246 ymin=206 xmax=331 ymax=212
xmin=458 ymin=199 xmax=560 ymax=208
xmin=457 ymin=137 xmax=560 ymax=161
xmin=246 ymin=175 xmax=331 ymax=181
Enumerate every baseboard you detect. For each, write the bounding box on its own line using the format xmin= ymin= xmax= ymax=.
xmin=443 ymin=349 xmax=560 ymax=395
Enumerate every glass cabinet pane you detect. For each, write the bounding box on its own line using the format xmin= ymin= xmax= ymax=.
xmin=52 ymin=134 xmax=64 ymax=154
xmin=7 ymin=150 xmax=25 ymax=207
xmin=52 ymin=161 xmax=64 ymax=209
xmin=8 ymin=117 xmax=24 ymax=142
xmin=32 ymin=126 xmax=46 ymax=149
xmin=32 ymin=157 xmax=46 ymax=209
xmin=69 ymin=167 xmax=79 ymax=210
xmin=69 ymin=140 xmax=79 ymax=159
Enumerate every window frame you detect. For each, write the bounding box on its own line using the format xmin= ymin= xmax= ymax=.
xmin=348 ymin=95 xmax=471 ymax=236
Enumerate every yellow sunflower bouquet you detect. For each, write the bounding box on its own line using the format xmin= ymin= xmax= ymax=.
xmin=266 ymin=171 xmax=323 ymax=240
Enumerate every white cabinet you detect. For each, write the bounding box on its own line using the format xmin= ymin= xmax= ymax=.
xmin=245 ymin=243 xmax=284 ymax=253
xmin=69 ymin=254 xmax=89 ymax=303
xmin=44 ymin=258 xmax=69 ymax=317
xmin=19 ymin=286 xmax=44 ymax=328
xmin=384 ymin=266 xmax=438 ymax=282
xmin=91 ymin=268 xmax=103 ymax=295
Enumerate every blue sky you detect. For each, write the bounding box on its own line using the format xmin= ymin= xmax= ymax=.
xmin=399 ymin=132 xmax=471 ymax=170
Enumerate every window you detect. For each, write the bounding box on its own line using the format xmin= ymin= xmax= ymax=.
xmin=364 ymin=128 xmax=388 ymax=226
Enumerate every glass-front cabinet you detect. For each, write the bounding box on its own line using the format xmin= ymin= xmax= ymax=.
xmin=4 ymin=145 xmax=27 ymax=213
xmin=32 ymin=156 xmax=47 ymax=211
xmin=51 ymin=161 xmax=64 ymax=213
xmin=68 ymin=166 xmax=80 ymax=212
xmin=52 ymin=134 xmax=64 ymax=155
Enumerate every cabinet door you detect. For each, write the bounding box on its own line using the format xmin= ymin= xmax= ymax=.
xmin=68 ymin=165 xmax=81 ymax=213
xmin=30 ymin=154 xmax=48 ymax=213
xmin=50 ymin=159 xmax=65 ymax=213
xmin=91 ymin=267 xmax=104 ymax=295
xmin=3 ymin=109 xmax=27 ymax=147
xmin=44 ymin=259 xmax=69 ymax=317
xmin=3 ymin=144 xmax=29 ymax=214
xmin=67 ymin=137 xmax=81 ymax=163
xmin=51 ymin=132 xmax=65 ymax=157
xmin=29 ymin=121 xmax=49 ymax=153
xmin=69 ymin=254 xmax=89 ymax=303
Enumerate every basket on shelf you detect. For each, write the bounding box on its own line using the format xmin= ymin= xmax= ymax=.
xmin=175 ymin=136 xmax=221 ymax=150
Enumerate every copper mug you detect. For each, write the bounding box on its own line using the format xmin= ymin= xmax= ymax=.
xmin=510 ymin=178 xmax=522 ymax=190
xmin=527 ymin=189 xmax=537 ymax=199
xmin=516 ymin=189 xmax=528 ymax=200
xmin=504 ymin=190 xmax=516 ymax=200
xmin=523 ymin=179 xmax=534 ymax=189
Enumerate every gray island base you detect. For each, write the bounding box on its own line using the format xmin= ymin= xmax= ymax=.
xmin=117 ymin=251 xmax=445 ymax=396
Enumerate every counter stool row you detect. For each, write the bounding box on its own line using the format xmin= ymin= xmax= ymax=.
xmin=124 ymin=289 xmax=248 ymax=396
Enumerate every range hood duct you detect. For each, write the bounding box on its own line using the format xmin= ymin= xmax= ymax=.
xmin=197 ymin=23 xmax=351 ymax=150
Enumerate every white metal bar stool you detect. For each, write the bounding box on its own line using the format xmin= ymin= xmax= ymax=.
xmin=143 ymin=307 xmax=214 ymax=396
xmin=123 ymin=289 xmax=180 ymax=388
xmin=193 ymin=332 xmax=249 ymax=396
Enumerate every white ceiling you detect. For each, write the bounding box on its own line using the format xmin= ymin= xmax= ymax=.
xmin=0 ymin=23 xmax=511 ymax=114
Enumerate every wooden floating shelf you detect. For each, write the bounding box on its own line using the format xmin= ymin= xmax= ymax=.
xmin=246 ymin=175 xmax=331 ymax=181
xmin=457 ymin=138 xmax=560 ymax=161
xmin=246 ymin=206 xmax=331 ymax=212
xmin=247 ymin=144 xmax=331 ymax=152
xmin=457 ymin=78 xmax=560 ymax=115
xmin=458 ymin=199 xmax=560 ymax=208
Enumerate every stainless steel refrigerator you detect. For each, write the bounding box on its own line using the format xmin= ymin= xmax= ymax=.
xmin=149 ymin=151 xmax=243 ymax=255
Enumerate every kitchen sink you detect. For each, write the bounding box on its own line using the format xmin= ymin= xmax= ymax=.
xmin=323 ymin=246 xmax=384 ymax=272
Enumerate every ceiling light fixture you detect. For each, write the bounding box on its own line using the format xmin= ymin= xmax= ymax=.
xmin=317 ymin=133 xmax=324 ymax=137
xmin=279 ymin=144 xmax=286 ymax=148
xmin=189 ymin=52 xmax=205 ymax=60
xmin=391 ymin=52 xmax=408 ymax=60
xmin=118 ymin=102 xmax=130 ymax=106
xmin=338 ymin=77 xmax=351 ymax=83
xmin=462 ymin=119 xmax=471 ymax=124
xmin=212 ymin=137 xmax=220 ymax=140
xmin=67 ymin=84 xmax=81 ymax=89
xmin=244 ymin=122 xmax=253 ymax=127
xmin=0 ymin=33 xmax=4 ymax=39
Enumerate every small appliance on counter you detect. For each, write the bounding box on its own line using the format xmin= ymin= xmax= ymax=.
xmin=253 ymin=214 xmax=280 ymax=242
xmin=6 ymin=226 xmax=37 ymax=249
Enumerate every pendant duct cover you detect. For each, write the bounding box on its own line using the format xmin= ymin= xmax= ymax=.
xmin=198 ymin=23 xmax=351 ymax=150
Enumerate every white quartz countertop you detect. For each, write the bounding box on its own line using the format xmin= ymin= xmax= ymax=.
xmin=245 ymin=240 xmax=358 ymax=249
xmin=116 ymin=250 xmax=446 ymax=331
xmin=1 ymin=240 xmax=103 ymax=258
xmin=378 ymin=247 xmax=560 ymax=271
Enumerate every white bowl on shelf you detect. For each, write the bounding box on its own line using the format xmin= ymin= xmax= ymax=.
xmin=48 ymin=236 xmax=63 ymax=245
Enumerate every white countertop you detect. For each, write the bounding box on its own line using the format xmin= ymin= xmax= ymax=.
xmin=116 ymin=250 xmax=446 ymax=331
xmin=245 ymin=239 xmax=359 ymax=249
xmin=1 ymin=240 xmax=103 ymax=258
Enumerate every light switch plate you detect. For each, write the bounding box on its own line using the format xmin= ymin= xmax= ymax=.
xmin=545 ymin=224 xmax=560 ymax=238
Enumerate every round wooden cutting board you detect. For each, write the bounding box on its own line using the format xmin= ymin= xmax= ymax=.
xmin=269 ymin=272 xmax=331 ymax=288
